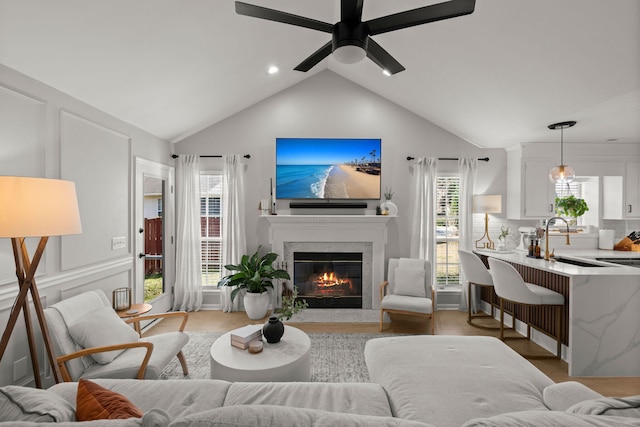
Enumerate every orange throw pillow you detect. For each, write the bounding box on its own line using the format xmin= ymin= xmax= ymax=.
xmin=76 ymin=379 xmax=143 ymax=421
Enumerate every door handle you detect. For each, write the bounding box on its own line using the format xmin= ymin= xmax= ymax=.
xmin=138 ymin=253 xmax=146 ymax=259
xmin=629 ymin=205 xmax=633 ymax=214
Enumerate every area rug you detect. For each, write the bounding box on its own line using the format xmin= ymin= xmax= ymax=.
xmin=159 ymin=332 xmax=395 ymax=382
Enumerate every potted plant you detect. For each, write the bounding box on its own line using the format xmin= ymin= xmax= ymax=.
xmin=277 ymin=285 xmax=308 ymax=321
xmin=497 ymin=225 xmax=510 ymax=251
xmin=380 ymin=187 xmax=397 ymax=216
xmin=218 ymin=246 xmax=290 ymax=320
xmin=555 ymin=195 xmax=589 ymax=226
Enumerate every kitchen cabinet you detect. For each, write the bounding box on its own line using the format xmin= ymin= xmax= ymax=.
xmin=602 ymin=162 xmax=640 ymax=219
xmin=625 ymin=161 xmax=640 ymax=218
xmin=507 ymin=147 xmax=555 ymax=219
xmin=523 ymin=161 xmax=556 ymax=217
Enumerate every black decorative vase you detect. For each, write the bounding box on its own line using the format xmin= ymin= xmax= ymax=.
xmin=263 ymin=316 xmax=285 ymax=343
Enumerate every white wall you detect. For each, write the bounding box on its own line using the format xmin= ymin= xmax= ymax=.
xmin=175 ymin=70 xmax=506 ymax=264
xmin=0 ymin=64 xmax=173 ymax=386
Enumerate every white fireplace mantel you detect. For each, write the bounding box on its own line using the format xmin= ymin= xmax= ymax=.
xmin=265 ymin=215 xmax=394 ymax=309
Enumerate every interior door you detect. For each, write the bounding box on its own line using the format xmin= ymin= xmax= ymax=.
xmin=135 ymin=158 xmax=175 ymax=315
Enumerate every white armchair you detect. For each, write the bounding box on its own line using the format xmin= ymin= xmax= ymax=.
xmin=44 ymin=290 xmax=189 ymax=382
xmin=380 ymin=258 xmax=435 ymax=334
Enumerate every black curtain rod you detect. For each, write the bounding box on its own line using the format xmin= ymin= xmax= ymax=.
xmin=406 ymin=156 xmax=489 ymax=162
xmin=171 ymin=154 xmax=251 ymax=159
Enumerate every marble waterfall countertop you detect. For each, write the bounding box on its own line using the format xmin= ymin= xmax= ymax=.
xmin=475 ymin=249 xmax=640 ymax=276
xmin=475 ymin=248 xmax=640 ymax=377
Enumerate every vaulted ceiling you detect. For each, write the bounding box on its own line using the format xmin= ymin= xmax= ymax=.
xmin=1 ymin=0 xmax=638 ymax=148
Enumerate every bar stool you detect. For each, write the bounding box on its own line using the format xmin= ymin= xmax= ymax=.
xmin=488 ymin=258 xmax=564 ymax=359
xmin=458 ymin=250 xmax=499 ymax=329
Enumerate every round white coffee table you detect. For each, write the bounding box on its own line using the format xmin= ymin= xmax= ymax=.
xmin=209 ymin=325 xmax=311 ymax=382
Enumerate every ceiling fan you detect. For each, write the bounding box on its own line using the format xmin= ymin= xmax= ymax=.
xmin=235 ymin=0 xmax=476 ymax=75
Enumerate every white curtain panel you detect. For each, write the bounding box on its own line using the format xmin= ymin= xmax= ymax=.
xmin=174 ymin=155 xmax=203 ymax=312
xmin=458 ymin=157 xmax=478 ymax=312
xmin=409 ymin=157 xmax=438 ymax=288
xmin=221 ymin=154 xmax=247 ymax=313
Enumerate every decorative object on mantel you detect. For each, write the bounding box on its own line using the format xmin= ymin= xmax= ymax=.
xmin=259 ymin=199 xmax=270 ymax=216
xmin=380 ymin=187 xmax=398 ymax=216
xmin=473 ymin=194 xmax=502 ymax=250
xmin=262 ymin=316 xmax=285 ymax=343
xmin=548 ymin=120 xmax=577 ymax=184
xmin=218 ymin=246 xmax=290 ymax=320
xmin=269 ymin=178 xmax=277 ymax=215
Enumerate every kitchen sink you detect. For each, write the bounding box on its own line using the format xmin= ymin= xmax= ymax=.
xmin=595 ymin=257 xmax=640 ymax=268
xmin=553 ymin=257 xmax=610 ymax=267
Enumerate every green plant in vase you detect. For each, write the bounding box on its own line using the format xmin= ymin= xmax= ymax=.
xmin=381 ymin=186 xmax=397 ymax=216
xmin=218 ymin=246 xmax=290 ymax=319
xmin=277 ymin=285 xmax=308 ymax=321
xmin=497 ymin=225 xmax=510 ymax=251
xmin=555 ymin=195 xmax=589 ymax=226
xmin=384 ymin=187 xmax=394 ymax=201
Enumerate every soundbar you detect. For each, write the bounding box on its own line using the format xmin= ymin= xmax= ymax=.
xmin=289 ymin=202 xmax=368 ymax=209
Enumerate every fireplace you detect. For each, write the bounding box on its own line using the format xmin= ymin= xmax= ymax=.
xmin=294 ymin=252 xmax=363 ymax=308
xmin=266 ymin=215 xmax=393 ymax=310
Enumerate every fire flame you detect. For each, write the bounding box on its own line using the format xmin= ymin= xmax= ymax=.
xmin=315 ymin=272 xmax=349 ymax=288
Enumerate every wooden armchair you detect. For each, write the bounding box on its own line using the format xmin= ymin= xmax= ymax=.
xmin=380 ymin=258 xmax=435 ymax=334
xmin=44 ymin=290 xmax=189 ymax=382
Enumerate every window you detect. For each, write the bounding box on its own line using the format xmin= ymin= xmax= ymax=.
xmin=200 ymin=174 xmax=223 ymax=286
xmin=435 ymin=176 xmax=460 ymax=288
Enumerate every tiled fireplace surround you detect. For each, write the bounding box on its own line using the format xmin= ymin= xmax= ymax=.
xmin=266 ymin=215 xmax=393 ymax=310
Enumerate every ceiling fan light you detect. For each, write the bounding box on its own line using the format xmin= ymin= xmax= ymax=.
xmin=549 ymin=164 xmax=575 ymax=183
xmin=333 ymin=45 xmax=366 ymax=64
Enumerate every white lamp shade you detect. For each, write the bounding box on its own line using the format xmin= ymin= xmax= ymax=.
xmin=473 ymin=195 xmax=502 ymax=214
xmin=333 ymin=45 xmax=366 ymax=64
xmin=0 ymin=176 xmax=82 ymax=238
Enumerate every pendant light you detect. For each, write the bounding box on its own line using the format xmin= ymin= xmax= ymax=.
xmin=548 ymin=120 xmax=577 ymax=183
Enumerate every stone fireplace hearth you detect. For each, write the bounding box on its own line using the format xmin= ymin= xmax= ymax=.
xmin=266 ymin=215 xmax=393 ymax=309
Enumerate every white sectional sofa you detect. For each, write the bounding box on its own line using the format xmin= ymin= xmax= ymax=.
xmin=1 ymin=336 xmax=639 ymax=426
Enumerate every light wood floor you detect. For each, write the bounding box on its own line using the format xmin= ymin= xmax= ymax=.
xmin=145 ymin=309 xmax=640 ymax=397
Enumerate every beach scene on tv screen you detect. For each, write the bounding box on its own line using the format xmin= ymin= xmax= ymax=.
xmin=276 ymin=138 xmax=381 ymax=199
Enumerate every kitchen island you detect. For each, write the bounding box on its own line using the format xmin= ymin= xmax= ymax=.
xmin=475 ymin=249 xmax=640 ymax=377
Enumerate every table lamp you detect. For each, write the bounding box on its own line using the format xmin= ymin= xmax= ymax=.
xmin=473 ymin=194 xmax=502 ymax=250
xmin=0 ymin=176 xmax=82 ymax=387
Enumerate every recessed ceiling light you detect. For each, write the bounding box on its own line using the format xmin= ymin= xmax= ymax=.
xmin=382 ymin=70 xmax=391 ymax=77
xmin=268 ymin=65 xmax=279 ymax=75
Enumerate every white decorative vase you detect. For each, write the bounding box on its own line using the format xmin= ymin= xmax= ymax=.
xmin=243 ymin=291 xmax=271 ymax=320
xmin=380 ymin=200 xmax=398 ymax=216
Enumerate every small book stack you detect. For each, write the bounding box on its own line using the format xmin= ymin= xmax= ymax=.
xmin=230 ymin=324 xmax=263 ymax=350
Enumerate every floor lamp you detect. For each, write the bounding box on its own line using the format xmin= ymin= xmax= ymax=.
xmin=0 ymin=176 xmax=82 ymax=387
xmin=473 ymin=194 xmax=502 ymax=250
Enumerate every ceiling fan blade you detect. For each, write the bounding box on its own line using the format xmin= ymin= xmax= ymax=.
xmin=367 ymin=0 xmax=475 ymax=35
xmin=366 ymin=37 xmax=405 ymax=75
xmin=294 ymin=41 xmax=333 ymax=72
xmin=235 ymin=1 xmax=333 ymax=33
xmin=341 ymin=0 xmax=364 ymax=23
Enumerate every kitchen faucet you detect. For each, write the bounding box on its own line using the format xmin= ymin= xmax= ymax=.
xmin=544 ymin=217 xmax=571 ymax=261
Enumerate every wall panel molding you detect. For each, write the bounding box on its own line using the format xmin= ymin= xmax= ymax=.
xmin=59 ymin=111 xmax=132 ymax=271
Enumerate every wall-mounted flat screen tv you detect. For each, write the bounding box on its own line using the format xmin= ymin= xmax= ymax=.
xmin=275 ymin=138 xmax=381 ymax=200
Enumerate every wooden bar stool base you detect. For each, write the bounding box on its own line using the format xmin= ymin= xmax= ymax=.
xmin=499 ymin=299 xmax=562 ymax=360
